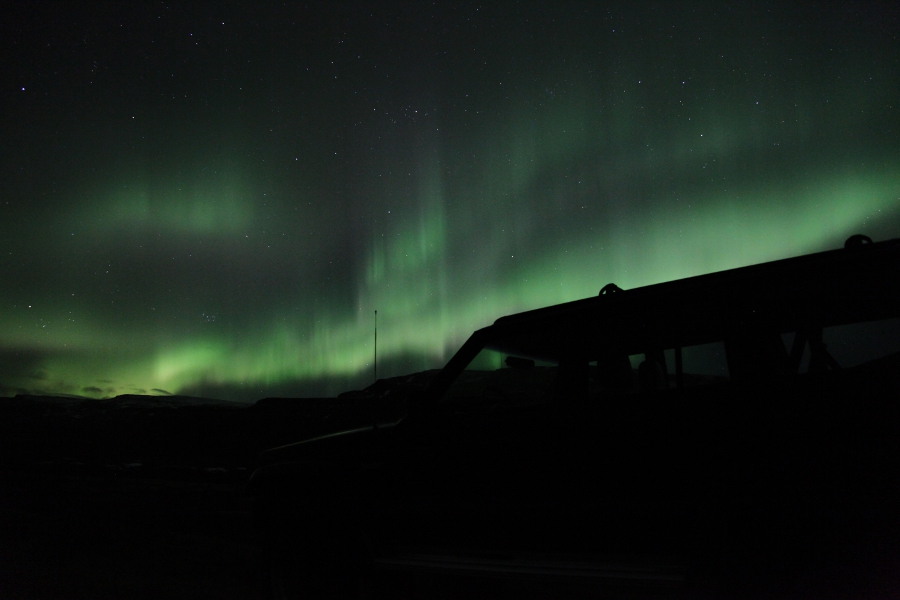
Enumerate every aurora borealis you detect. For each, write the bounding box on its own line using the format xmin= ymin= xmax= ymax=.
xmin=2 ymin=3 xmax=899 ymax=402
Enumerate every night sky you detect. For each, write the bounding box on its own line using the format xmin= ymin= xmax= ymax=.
xmin=2 ymin=2 xmax=899 ymax=402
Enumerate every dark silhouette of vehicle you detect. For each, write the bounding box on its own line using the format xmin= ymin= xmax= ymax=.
xmin=250 ymin=235 xmax=900 ymax=599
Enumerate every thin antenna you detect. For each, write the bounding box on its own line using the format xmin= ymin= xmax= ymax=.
xmin=374 ymin=310 xmax=377 ymax=383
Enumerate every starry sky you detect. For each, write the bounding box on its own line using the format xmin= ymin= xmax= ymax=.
xmin=2 ymin=2 xmax=899 ymax=402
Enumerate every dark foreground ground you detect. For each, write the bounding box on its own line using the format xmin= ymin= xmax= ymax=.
xmin=0 ymin=394 xmax=381 ymax=600
xmin=0 ymin=470 xmax=257 ymax=599
xmin=2 ymin=390 xmax=899 ymax=599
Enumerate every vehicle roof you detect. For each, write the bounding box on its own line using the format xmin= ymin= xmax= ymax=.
xmin=428 ymin=237 xmax=900 ymax=391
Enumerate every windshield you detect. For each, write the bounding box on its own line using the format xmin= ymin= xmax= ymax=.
xmin=442 ymin=347 xmax=558 ymax=410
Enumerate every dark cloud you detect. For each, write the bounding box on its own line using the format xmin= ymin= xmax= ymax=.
xmin=0 ymin=383 xmax=31 ymax=398
xmin=0 ymin=348 xmax=131 ymax=398
xmin=0 ymin=349 xmax=55 ymax=396
xmin=0 ymin=349 xmax=49 ymax=381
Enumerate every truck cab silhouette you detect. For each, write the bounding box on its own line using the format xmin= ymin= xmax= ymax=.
xmin=250 ymin=235 xmax=900 ymax=599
